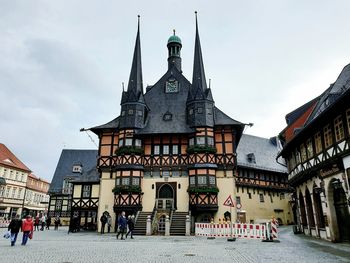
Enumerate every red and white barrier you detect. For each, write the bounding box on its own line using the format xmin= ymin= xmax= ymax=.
xmin=195 ymin=222 xmax=266 ymax=239
xmin=271 ymin=218 xmax=278 ymax=239
xmin=0 ymin=220 xmax=10 ymax=228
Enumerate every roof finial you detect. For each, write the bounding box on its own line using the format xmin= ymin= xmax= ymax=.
xmin=173 ymin=29 xmax=176 ymax=35
xmin=137 ymin=15 xmax=140 ymax=31
xmin=195 ymin=11 xmax=198 ymax=30
xmin=122 ymin=82 xmax=125 ymax=91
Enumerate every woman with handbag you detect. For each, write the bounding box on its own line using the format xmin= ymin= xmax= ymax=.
xmin=21 ymin=215 xmax=34 ymax=245
xmin=8 ymin=214 xmax=22 ymax=246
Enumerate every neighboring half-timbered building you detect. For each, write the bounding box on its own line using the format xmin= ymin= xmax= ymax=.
xmin=48 ymin=150 xmax=98 ymax=226
xmin=86 ymin=15 xmax=246 ymax=233
xmin=236 ymin=135 xmax=292 ymax=225
xmin=279 ymin=63 xmax=350 ymax=242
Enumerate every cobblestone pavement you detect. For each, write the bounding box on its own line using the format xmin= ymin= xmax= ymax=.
xmin=1 ymin=226 xmax=350 ymax=263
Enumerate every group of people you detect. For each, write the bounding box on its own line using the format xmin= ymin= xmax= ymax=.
xmin=6 ymin=215 xmax=34 ymax=246
xmin=34 ymin=214 xmax=61 ymax=231
xmin=99 ymin=211 xmax=135 ymax=240
xmin=6 ymin=214 xmax=61 ymax=246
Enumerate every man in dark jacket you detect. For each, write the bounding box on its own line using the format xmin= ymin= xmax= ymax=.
xmin=116 ymin=211 xmax=127 ymax=240
xmin=8 ymin=214 xmax=22 ymax=246
xmin=100 ymin=213 xmax=107 ymax=234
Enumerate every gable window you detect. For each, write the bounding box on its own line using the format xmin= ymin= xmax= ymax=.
xmin=154 ymin=145 xmax=160 ymax=155
xmin=197 ymin=176 xmax=207 ymax=185
xmin=128 ymin=109 xmax=134 ymax=115
xmin=209 ymin=176 xmax=216 ymax=185
xmin=206 ymin=108 xmax=212 ymax=115
xmin=135 ymin=139 xmax=142 ymax=147
xmin=334 ymin=115 xmax=344 ymax=142
xmin=189 ymin=109 xmax=194 ymax=115
xmin=82 ymin=185 xmax=91 ymax=198
xmin=189 ymin=176 xmax=195 ymax=186
xmin=121 ymin=177 xmax=130 ymax=185
xmin=323 ymin=124 xmax=333 ymax=148
xmin=132 ymin=177 xmax=140 ymax=186
xmin=121 ymin=111 xmax=125 ymax=116
xmin=125 ymin=138 xmax=133 ymax=146
xmin=207 ymin=137 xmax=214 ymax=146
xmin=197 ymin=107 xmax=203 ymax=114
xmin=314 ymin=132 xmax=322 ymax=154
xmin=163 ymin=145 xmax=169 ymax=155
xmin=137 ymin=110 xmax=143 ymax=116
xmin=196 ymin=137 xmax=205 ymax=145
xmin=172 ymin=145 xmax=178 ymax=155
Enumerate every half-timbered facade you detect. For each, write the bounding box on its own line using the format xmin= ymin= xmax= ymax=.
xmin=86 ymin=15 xmax=246 ymax=233
xmin=236 ymin=135 xmax=293 ymax=225
xmin=279 ymin=63 xmax=350 ymax=242
xmin=48 ymin=150 xmax=98 ymax=226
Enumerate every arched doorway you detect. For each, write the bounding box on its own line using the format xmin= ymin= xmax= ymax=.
xmin=333 ymin=185 xmax=350 ymax=242
xmin=305 ymin=189 xmax=315 ymax=228
xmin=157 ymin=183 xmax=175 ymax=210
xmin=159 ymin=184 xmax=174 ymax=199
xmin=312 ymin=189 xmax=325 ymax=229
xmin=299 ymin=192 xmax=307 ymax=228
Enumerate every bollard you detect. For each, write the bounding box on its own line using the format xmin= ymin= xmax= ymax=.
xmin=146 ymin=215 xmax=152 ymax=236
xmin=165 ymin=215 xmax=170 ymax=236
xmin=185 ymin=215 xmax=191 ymax=236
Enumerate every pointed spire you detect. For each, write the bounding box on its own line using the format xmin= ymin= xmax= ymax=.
xmin=192 ymin=11 xmax=208 ymax=93
xmin=125 ymin=15 xmax=144 ymax=103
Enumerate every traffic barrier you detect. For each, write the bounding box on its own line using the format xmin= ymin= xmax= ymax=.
xmin=271 ymin=218 xmax=278 ymax=240
xmin=195 ymin=222 xmax=266 ymax=239
xmin=0 ymin=220 xmax=10 ymax=228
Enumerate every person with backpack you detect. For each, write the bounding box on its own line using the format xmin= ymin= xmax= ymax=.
xmin=7 ymin=214 xmax=22 ymax=246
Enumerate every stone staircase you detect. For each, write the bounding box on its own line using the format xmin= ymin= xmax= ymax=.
xmin=133 ymin=211 xmax=152 ymax=236
xmin=170 ymin=212 xmax=187 ymax=236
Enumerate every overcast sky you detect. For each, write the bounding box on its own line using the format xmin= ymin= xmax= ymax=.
xmin=1 ymin=0 xmax=350 ymax=181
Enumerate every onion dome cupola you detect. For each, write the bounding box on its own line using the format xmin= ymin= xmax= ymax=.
xmin=167 ymin=30 xmax=182 ymax=72
xmin=187 ymin=12 xmax=215 ymax=128
xmin=119 ymin=16 xmax=148 ymax=129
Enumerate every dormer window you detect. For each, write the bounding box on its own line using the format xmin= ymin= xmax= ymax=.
xmin=247 ymin=153 xmax=256 ymax=164
xmin=72 ymin=165 xmax=82 ymax=173
xmin=163 ymin=113 xmax=172 ymax=121
xmin=197 ymin=107 xmax=203 ymax=114
xmin=128 ymin=109 xmax=134 ymax=115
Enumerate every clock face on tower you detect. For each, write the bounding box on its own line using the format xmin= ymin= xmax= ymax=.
xmin=165 ymin=79 xmax=179 ymax=93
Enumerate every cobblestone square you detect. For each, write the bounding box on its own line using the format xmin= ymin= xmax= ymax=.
xmin=1 ymin=226 xmax=350 ymax=263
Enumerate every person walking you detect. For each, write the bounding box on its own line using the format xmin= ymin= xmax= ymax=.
xmin=8 ymin=214 xmax=22 ymax=246
xmin=46 ymin=216 xmax=51 ymax=230
xmin=21 ymin=215 xmax=34 ymax=246
xmin=34 ymin=215 xmax=40 ymax=231
xmin=54 ymin=216 xmax=61 ymax=230
xmin=40 ymin=214 xmax=46 ymax=231
xmin=116 ymin=211 xmax=127 ymax=240
xmin=100 ymin=213 xmax=107 ymax=234
xmin=107 ymin=214 xmax=112 ymax=233
xmin=125 ymin=214 xmax=135 ymax=239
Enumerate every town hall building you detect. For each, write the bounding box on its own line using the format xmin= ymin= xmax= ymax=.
xmin=48 ymin=14 xmax=293 ymax=234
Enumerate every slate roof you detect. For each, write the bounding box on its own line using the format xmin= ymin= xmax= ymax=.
xmin=137 ymin=67 xmax=194 ymax=134
xmin=0 ymin=143 xmax=31 ymax=172
xmin=48 ymin=149 xmax=99 ymax=194
xmin=305 ymin=63 xmax=350 ymax=126
xmin=237 ymin=134 xmax=287 ymax=173
xmin=279 ymin=63 xmax=350 ymax=156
